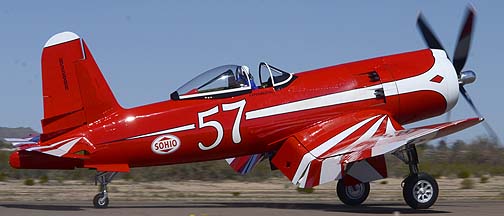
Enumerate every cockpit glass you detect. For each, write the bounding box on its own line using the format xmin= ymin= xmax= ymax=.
xmin=175 ymin=65 xmax=251 ymax=99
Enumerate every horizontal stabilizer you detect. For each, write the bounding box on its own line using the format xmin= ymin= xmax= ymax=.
xmin=3 ymin=135 xmax=40 ymax=147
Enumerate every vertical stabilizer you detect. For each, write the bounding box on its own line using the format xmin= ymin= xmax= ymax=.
xmin=41 ymin=32 xmax=121 ymax=138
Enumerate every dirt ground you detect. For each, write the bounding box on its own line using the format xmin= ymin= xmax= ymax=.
xmin=0 ymin=176 xmax=503 ymax=202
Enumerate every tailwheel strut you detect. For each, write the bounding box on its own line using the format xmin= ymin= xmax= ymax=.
xmin=393 ymin=144 xmax=438 ymax=209
xmin=93 ymin=171 xmax=118 ymax=208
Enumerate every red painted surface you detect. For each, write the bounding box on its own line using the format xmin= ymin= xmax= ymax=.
xmin=10 ymin=34 xmax=476 ymax=186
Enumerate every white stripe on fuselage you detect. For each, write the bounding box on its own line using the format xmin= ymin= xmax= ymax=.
xmin=245 ymin=84 xmax=383 ymax=120
xmin=245 ymin=49 xmax=456 ymax=120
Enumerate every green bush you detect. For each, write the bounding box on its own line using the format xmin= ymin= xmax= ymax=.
xmin=460 ymin=179 xmax=474 ymax=189
xmin=480 ymin=175 xmax=490 ymax=184
xmin=24 ymin=178 xmax=35 ymax=186
xmin=296 ymin=187 xmax=315 ymax=194
xmin=39 ymin=175 xmax=48 ymax=184
xmin=457 ymin=170 xmax=471 ymax=179
xmin=0 ymin=172 xmax=6 ymax=181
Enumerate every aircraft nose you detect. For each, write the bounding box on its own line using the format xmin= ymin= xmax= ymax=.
xmin=459 ymin=70 xmax=476 ymax=85
xmin=9 ymin=151 xmax=21 ymax=169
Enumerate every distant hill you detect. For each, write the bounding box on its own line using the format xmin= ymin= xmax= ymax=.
xmin=0 ymin=127 xmax=39 ymax=139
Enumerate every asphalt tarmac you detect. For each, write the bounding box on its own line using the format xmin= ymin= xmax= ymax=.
xmin=0 ymin=200 xmax=503 ymax=216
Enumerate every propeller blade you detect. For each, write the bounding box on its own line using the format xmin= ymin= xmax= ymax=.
xmin=459 ymin=86 xmax=482 ymax=117
xmin=453 ymin=7 xmax=476 ymax=74
xmin=417 ymin=13 xmax=446 ymax=51
xmin=460 ymin=86 xmax=501 ymax=144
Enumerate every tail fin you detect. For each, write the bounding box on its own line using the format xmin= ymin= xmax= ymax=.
xmin=41 ymin=32 xmax=121 ymax=137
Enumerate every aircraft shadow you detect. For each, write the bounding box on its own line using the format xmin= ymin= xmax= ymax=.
xmin=0 ymin=201 xmax=451 ymax=214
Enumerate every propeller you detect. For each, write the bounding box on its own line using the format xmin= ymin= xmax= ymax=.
xmin=416 ymin=6 xmax=501 ymax=144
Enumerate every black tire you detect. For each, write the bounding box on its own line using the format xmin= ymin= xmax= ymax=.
xmin=336 ymin=180 xmax=370 ymax=206
xmin=93 ymin=193 xmax=109 ymax=208
xmin=402 ymin=172 xmax=438 ymax=209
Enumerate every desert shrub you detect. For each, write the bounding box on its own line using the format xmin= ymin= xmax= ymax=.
xmin=480 ymin=175 xmax=490 ymax=184
xmin=380 ymin=180 xmax=388 ymax=185
xmin=296 ymin=187 xmax=315 ymax=194
xmin=457 ymin=170 xmax=471 ymax=179
xmin=460 ymin=179 xmax=474 ymax=189
xmin=39 ymin=175 xmax=48 ymax=184
xmin=0 ymin=172 xmax=6 ymax=181
xmin=231 ymin=192 xmax=241 ymax=197
xmin=24 ymin=178 xmax=35 ymax=186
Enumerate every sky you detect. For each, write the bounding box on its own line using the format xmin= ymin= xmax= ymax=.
xmin=0 ymin=1 xmax=502 ymax=144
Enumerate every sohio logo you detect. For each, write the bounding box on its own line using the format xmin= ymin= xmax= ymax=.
xmin=151 ymin=135 xmax=180 ymax=154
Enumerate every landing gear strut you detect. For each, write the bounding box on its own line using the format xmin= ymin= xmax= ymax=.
xmin=93 ymin=172 xmax=117 ymax=208
xmin=394 ymin=145 xmax=438 ymax=209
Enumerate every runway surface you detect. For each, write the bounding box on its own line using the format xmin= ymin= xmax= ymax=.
xmin=1 ymin=200 xmax=503 ymax=216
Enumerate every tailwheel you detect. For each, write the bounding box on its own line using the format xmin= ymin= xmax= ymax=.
xmin=402 ymin=172 xmax=438 ymax=209
xmin=93 ymin=192 xmax=109 ymax=208
xmin=336 ymin=180 xmax=370 ymax=206
xmin=93 ymin=171 xmax=117 ymax=209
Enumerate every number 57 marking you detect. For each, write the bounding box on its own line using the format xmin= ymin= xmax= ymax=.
xmin=197 ymin=99 xmax=246 ymax=151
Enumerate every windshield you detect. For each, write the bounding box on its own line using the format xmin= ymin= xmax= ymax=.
xmin=258 ymin=62 xmax=294 ymax=88
xmin=175 ymin=65 xmax=252 ymax=99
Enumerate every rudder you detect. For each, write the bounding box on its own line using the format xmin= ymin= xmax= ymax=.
xmin=41 ymin=32 xmax=121 ymax=136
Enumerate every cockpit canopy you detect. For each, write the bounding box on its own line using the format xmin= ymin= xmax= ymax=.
xmin=172 ymin=65 xmax=252 ymax=100
xmin=171 ymin=63 xmax=294 ymax=100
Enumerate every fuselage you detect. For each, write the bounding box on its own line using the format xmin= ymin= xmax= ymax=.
xmin=10 ymin=48 xmax=459 ymax=170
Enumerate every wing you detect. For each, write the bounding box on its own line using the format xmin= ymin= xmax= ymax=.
xmin=271 ymin=110 xmax=482 ymax=188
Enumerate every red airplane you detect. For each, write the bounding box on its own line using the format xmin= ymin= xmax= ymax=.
xmin=7 ymin=7 xmax=493 ymax=209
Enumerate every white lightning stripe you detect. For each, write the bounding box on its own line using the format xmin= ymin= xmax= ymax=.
xmin=311 ymin=115 xmax=380 ymax=157
xmin=385 ymin=117 xmax=397 ymax=135
xmin=246 ymin=85 xmax=383 ymax=120
xmin=292 ymin=153 xmax=316 ymax=184
xmin=43 ymin=138 xmax=82 ymax=157
xmin=25 ymin=138 xmax=76 ymax=151
xmin=225 ymin=158 xmax=235 ymax=164
xmin=127 ymin=124 xmax=196 ymax=140
xmin=292 ymin=115 xmax=379 ymax=184
xmin=297 ymin=163 xmax=311 ymax=188
xmin=328 ymin=115 xmax=386 ymax=157
xmin=319 ymin=156 xmax=342 ymax=185
xmin=370 ymin=128 xmax=438 ymax=158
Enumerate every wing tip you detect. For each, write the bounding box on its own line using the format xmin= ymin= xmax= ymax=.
xmin=44 ymin=31 xmax=80 ymax=48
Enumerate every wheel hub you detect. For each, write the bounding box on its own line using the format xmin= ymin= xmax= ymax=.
xmin=413 ymin=180 xmax=433 ymax=203
xmin=346 ymin=184 xmax=365 ymax=199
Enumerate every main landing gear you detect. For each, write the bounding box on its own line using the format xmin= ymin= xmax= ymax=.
xmin=394 ymin=144 xmax=439 ymax=209
xmin=336 ymin=145 xmax=438 ymax=209
xmin=336 ymin=181 xmax=370 ymax=206
xmin=93 ymin=172 xmax=117 ymax=208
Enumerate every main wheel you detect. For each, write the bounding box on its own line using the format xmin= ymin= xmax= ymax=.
xmin=93 ymin=193 xmax=109 ymax=208
xmin=336 ymin=180 xmax=370 ymax=206
xmin=402 ymin=172 xmax=438 ymax=209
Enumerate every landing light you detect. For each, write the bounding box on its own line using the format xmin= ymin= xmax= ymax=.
xmin=125 ymin=116 xmax=136 ymax=122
